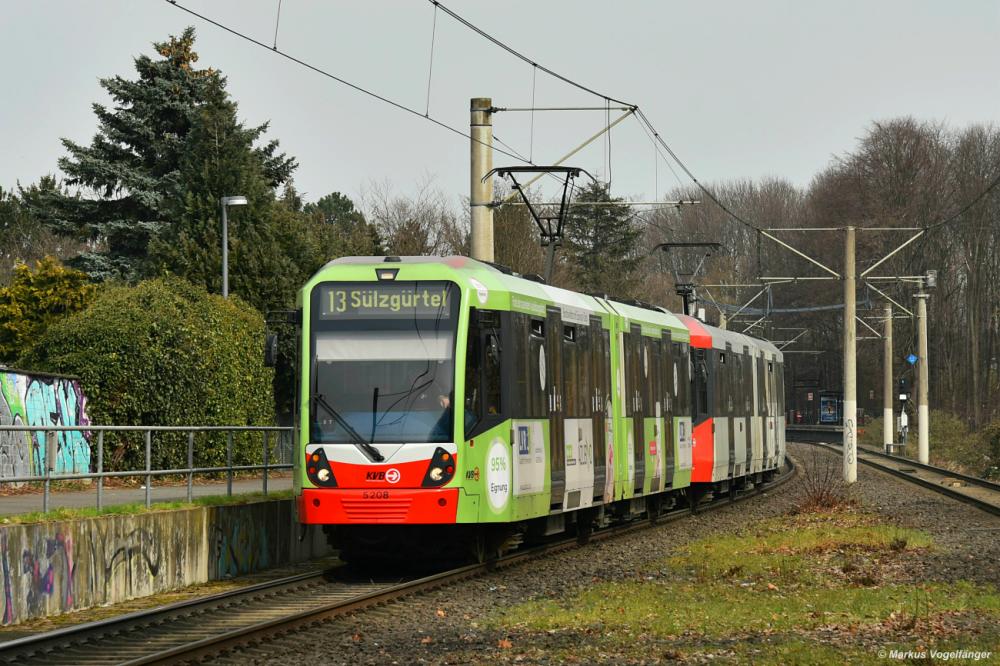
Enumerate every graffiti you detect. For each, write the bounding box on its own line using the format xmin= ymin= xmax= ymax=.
xmin=0 ymin=371 xmax=91 ymax=480
xmin=0 ymin=375 xmax=30 ymax=483
xmin=1 ymin=531 xmax=13 ymax=624
xmin=214 ymin=514 xmax=270 ymax=578
xmin=21 ymin=532 xmax=75 ymax=615
xmin=94 ymin=526 xmax=162 ymax=598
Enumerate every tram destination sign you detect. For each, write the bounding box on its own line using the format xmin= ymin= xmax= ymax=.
xmin=318 ymin=282 xmax=453 ymax=319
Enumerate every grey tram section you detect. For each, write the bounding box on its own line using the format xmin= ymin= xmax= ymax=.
xmin=0 ymin=458 xmax=797 ymax=665
xmin=0 ymin=425 xmax=294 ymax=514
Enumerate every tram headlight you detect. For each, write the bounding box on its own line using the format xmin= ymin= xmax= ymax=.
xmin=306 ymin=448 xmax=337 ymax=487
xmin=421 ymin=447 xmax=456 ymax=487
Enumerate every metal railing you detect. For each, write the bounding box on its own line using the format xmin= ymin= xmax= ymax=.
xmin=0 ymin=425 xmax=294 ymax=513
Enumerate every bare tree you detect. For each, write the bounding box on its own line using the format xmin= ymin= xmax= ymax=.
xmin=362 ymin=176 xmax=468 ymax=257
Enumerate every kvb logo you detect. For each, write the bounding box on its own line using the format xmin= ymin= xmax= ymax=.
xmin=365 ymin=468 xmax=402 ymax=483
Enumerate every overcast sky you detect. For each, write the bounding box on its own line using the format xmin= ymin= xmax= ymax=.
xmin=3 ymin=1 xmax=999 ymax=208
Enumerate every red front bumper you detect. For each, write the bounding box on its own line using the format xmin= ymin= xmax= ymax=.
xmin=298 ymin=487 xmax=459 ymax=524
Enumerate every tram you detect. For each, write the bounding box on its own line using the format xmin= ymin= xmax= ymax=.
xmin=290 ymin=256 xmax=785 ymax=561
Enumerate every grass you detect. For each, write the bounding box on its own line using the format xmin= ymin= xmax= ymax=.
xmin=860 ymin=412 xmax=999 ymax=479
xmin=0 ymin=489 xmax=293 ymax=525
xmin=490 ymin=508 xmax=1000 ymax=664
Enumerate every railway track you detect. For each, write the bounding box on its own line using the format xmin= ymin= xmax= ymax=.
xmin=0 ymin=460 xmax=795 ymax=665
xmin=798 ymin=440 xmax=1000 ymax=516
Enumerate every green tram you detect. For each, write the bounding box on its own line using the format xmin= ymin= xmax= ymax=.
xmin=295 ymin=256 xmax=785 ymax=560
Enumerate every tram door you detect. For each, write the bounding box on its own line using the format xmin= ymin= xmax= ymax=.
xmin=661 ymin=330 xmax=675 ymax=486
xmin=743 ymin=345 xmax=753 ymax=475
xmin=627 ymin=323 xmax=646 ymax=494
xmin=546 ymin=307 xmax=565 ymax=508
xmin=590 ymin=316 xmax=609 ymax=501
xmin=725 ymin=343 xmax=736 ymax=478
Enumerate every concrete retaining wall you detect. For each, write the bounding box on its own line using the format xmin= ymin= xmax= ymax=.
xmin=0 ymin=499 xmax=330 ymax=626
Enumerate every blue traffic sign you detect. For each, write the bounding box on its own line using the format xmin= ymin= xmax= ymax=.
xmin=906 ymin=353 xmax=918 ymax=365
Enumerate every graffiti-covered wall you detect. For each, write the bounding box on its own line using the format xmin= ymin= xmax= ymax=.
xmin=0 ymin=369 xmax=91 ymax=480
xmin=0 ymin=499 xmax=331 ymax=626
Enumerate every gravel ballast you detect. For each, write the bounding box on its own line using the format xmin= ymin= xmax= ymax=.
xmin=214 ymin=443 xmax=1000 ymax=665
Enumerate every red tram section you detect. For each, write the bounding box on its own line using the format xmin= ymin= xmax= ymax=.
xmin=298 ymin=445 xmax=460 ymax=524
xmin=679 ymin=315 xmax=716 ymax=484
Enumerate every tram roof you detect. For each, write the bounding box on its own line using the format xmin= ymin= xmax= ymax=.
xmin=314 ymin=256 xmax=689 ymax=337
xmin=677 ymin=314 xmax=782 ymax=361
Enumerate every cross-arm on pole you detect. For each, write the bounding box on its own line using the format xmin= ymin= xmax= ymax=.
xmin=859 ymin=230 xmax=925 ymax=278
xmin=758 ymin=229 xmax=841 ymax=278
xmin=778 ymin=328 xmax=809 ymax=350
xmin=857 ymin=315 xmax=882 ymax=338
xmin=501 ymin=108 xmax=635 ymax=203
xmin=865 ymin=281 xmax=914 ymax=317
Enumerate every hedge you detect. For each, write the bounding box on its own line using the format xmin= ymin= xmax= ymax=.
xmin=22 ymin=276 xmax=275 ymax=471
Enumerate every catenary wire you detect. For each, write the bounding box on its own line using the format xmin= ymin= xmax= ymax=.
xmin=162 ymin=0 xmax=533 ymax=166
xmin=175 ymin=0 xmax=1000 ymax=240
xmin=428 ymin=0 xmax=632 ymax=107
xmin=425 ymin=2 xmax=438 ymax=116
xmin=271 ymin=0 xmax=283 ymax=49
xmin=922 ymin=169 xmax=1000 ymax=231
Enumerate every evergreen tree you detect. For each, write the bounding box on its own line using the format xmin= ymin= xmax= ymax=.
xmin=148 ymin=73 xmax=300 ymax=312
xmin=304 ymin=192 xmax=382 ymax=256
xmin=0 ymin=178 xmax=84 ymax=285
xmin=563 ymin=181 xmax=642 ymax=297
xmin=36 ymin=28 xmax=294 ymax=284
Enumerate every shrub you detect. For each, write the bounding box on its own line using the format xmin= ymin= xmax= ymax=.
xmin=861 ymin=411 xmax=995 ymax=476
xmin=794 ymin=447 xmax=852 ymax=512
xmin=0 ymin=256 xmax=96 ymax=363
xmin=21 ymin=277 xmax=275 ymax=471
xmin=976 ymin=423 xmax=1000 ymax=479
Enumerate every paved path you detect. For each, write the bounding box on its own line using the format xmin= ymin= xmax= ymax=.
xmin=0 ymin=476 xmax=293 ymax=516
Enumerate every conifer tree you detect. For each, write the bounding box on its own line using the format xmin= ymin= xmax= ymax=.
xmin=36 ymin=28 xmax=295 ymax=285
xmin=563 ymin=180 xmax=642 ymax=298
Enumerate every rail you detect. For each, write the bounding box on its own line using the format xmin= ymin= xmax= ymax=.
xmin=0 ymin=456 xmax=798 ymax=665
xmin=798 ymin=440 xmax=1000 ymax=516
xmin=0 ymin=425 xmax=294 ymax=512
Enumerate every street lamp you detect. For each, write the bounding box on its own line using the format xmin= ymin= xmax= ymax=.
xmin=220 ymin=195 xmax=248 ymax=299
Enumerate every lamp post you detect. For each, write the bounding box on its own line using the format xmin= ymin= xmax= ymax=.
xmin=220 ymin=196 xmax=248 ymax=299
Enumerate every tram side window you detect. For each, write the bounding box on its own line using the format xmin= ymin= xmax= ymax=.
xmin=742 ymin=352 xmax=752 ymax=415
xmin=484 ymin=331 xmax=501 ymax=417
xmin=562 ymin=326 xmax=580 ymax=417
xmin=662 ymin=334 xmax=674 ymax=413
xmin=511 ymin=313 xmax=547 ymax=418
xmin=646 ymin=337 xmax=661 ymax=415
xmin=682 ymin=344 xmax=691 ymax=415
xmin=672 ymin=342 xmax=689 ymax=416
xmin=775 ymin=361 xmax=785 ymax=410
xmin=734 ymin=353 xmax=743 ymax=417
xmin=757 ymin=356 xmax=766 ymax=416
xmin=602 ymin=328 xmax=612 ymax=412
xmin=464 ymin=323 xmax=482 ymax=435
xmin=712 ymin=350 xmax=729 ymax=416
xmin=693 ymin=348 xmax=709 ymax=418
xmin=577 ymin=324 xmax=592 ymax=417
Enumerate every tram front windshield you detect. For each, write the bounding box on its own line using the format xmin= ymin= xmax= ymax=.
xmin=310 ymin=281 xmax=458 ymax=444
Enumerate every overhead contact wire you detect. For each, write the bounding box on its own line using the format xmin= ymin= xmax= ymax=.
xmin=425 ymin=2 xmax=438 ymax=116
xmin=163 ymin=0 xmax=531 ymax=165
xmin=428 ymin=0 xmax=632 ymax=108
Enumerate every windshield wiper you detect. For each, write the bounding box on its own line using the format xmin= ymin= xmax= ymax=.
xmin=313 ymin=392 xmax=385 ymax=463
